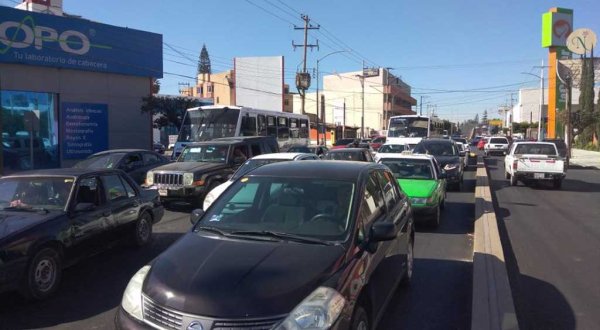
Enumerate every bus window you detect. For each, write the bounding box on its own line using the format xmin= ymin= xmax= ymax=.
xmin=290 ymin=128 xmax=300 ymax=138
xmin=258 ymin=115 xmax=267 ymax=136
xmin=278 ymin=127 xmax=290 ymax=139
xmin=267 ymin=116 xmax=277 ymax=137
xmin=299 ymin=119 xmax=309 ymax=138
xmin=241 ymin=116 xmax=257 ymax=136
xmin=289 ymin=118 xmax=298 ymax=128
xmin=278 ymin=117 xmax=288 ymax=128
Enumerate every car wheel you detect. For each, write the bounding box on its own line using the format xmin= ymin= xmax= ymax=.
xmin=351 ymin=305 xmax=369 ymax=330
xmin=510 ymin=173 xmax=518 ymax=186
xmin=21 ymin=247 xmax=62 ymax=300
xmin=133 ymin=212 xmax=153 ymax=247
xmin=431 ymin=205 xmax=441 ymax=227
xmin=553 ymin=179 xmax=563 ymax=189
xmin=401 ymin=237 xmax=414 ymax=286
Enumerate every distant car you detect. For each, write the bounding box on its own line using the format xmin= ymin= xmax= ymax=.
xmin=323 ymin=148 xmax=374 ymax=162
xmin=116 ymin=161 xmax=414 ymax=330
xmin=413 ymin=138 xmax=464 ymax=191
xmin=543 ymin=138 xmax=568 ymax=164
xmin=369 ymin=136 xmax=387 ymax=151
xmin=286 ymin=145 xmax=328 ymax=158
xmin=331 ymin=138 xmax=355 ymax=150
xmin=374 ymin=143 xmax=410 ymax=162
xmin=203 ymin=152 xmax=319 ymax=210
xmin=153 ymin=143 xmax=166 ymax=154
xmin=477 ymin=137 xmax=488 ymax=150
xmin=378 ymin=153 xmax=446 ymax=227
xmin=452 ymin=137 xmax=468 ymax=146
xmin=74 ymin=149 xmax=170 ymax=185
xmin=471 ymin=136 xmax=483 ymax=146
xmin=0 ymin=168 xmax=164 ymax=299
xmin=484 ymin=137 xmax=510 ymax=156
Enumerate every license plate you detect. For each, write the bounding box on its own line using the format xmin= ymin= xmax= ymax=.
xmin=158 ymin=189 xmax=168 ymax=196
xmin=534 ymin=173 xmax=545 ymax=179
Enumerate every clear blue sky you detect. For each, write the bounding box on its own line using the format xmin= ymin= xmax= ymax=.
xmin=2 ymin=0 xmax=599 ymax=122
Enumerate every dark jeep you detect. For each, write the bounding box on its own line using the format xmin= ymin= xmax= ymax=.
xmin=145 ymin=136 xmax=279 ymax=206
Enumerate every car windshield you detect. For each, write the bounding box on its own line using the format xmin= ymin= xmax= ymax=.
xmin=0 ymin=176 xmax=75 ymax=211
xmin=514 ymin=144 xmax=557 ymax=155
xmin=378 ymin=144 xmax=407 ymax=153
xmin=333 ymin=138 xmax=355 ymax=146
xmin=231 ymin=159 xmax=288 ymax=181
xmin=179 ymin=145 xmax=229 ymax=163
xmin=287 ymin=146 xmax=311 ymax=153
xmin=197 ymin=177 xmax=355 ymax=241
xmin=490 ymin=138 xmax=508 ymax=144
xmin=324 ymin=151 xmax=365 ymax=161
xmin=414 ymin=142 xmax=456 ymax=156
xmin=380 ymin=159 xmax=434 ymax=180
xmin=74 ymin=153 xmax=125 ymax=169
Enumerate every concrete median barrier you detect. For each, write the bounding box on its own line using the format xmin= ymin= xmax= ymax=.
xmin=471 ymin=162 xmax=519 ymax=330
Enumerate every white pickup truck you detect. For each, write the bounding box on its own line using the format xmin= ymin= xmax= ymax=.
xmin=504 ymin=142 xmax=566 ymax=189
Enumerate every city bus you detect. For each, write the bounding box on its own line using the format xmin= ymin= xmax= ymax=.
xmin=386 ymin=115 xmax=445 ymax=148
xmin=172 ymin=106 xmax=310 ymax=159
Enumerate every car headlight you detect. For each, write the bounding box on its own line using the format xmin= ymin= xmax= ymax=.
xmin=444 ymin=163 xmax=459 ymax=171
xmin=121 ymin=265 xmax=151 ymax=321
xmin=183 ymin=173 xmax=194 ymax=186
xmin=276 ymin=287 xmax=345 ymax=330
xmin=146 ymin=172 xmax=154 ymax=186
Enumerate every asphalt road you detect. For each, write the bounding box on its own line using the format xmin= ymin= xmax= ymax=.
xmin=485 ymin=156 xmax=600 ymax=330
xmin=378 ymin=164 xmax=475 ymax=329
xmin=0 ymin=167 xmax=476 ymax=330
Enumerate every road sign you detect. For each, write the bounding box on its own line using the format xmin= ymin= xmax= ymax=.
xmin=362 ymin=68 xmax=379 ymax=77
xmin=566 ymin=28 xmax=597 ymax=55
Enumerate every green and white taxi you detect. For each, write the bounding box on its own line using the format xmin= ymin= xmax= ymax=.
xmin=378 ymin=152 xmax=447 ymax=226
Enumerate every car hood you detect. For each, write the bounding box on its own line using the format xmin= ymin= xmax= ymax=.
xmin=0 ymin=211 xmax=61 ymax=240
xmin=143 ymin=233 xmax=345 ymax=317
xmin=397 ymin=179 xmax=438 ymax=198
xmin=432 ymin=155 xmax=460 ymax=167
xmin=152 ymin=161 xmax=228 ymax=173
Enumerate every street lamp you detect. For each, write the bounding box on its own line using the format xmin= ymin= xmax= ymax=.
xmin=316 ymin=50 xmax=347 ymax=145
xmin=521 ymin=60 xmax=547 ymax=141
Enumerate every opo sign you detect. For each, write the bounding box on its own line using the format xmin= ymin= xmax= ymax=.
xmin=0 ymin=20 xmax=90 ymax=55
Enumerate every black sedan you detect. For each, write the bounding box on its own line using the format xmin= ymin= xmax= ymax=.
xmin=413 ymin=138 xmax=464 ymax=190
xmin=323 ymin=148 xmax=375 ymax=162
xmin=0 ymin=168 xmax=164 ymax=299
xmin=74 ymin=149 xmax=170 ymax=185
xmin=116 ymin=161 xmax=414 ymax=330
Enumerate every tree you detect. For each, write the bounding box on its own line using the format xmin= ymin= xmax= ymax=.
xmin=577 ymin=55 xmax=596 ymax=143
xmin=152 ymin=79 xmax=161 ymax=94
xmin=198 ymin=44 xmax=211 ymax=76
xmin=474 ymin=114 xmax=479 ymax=124
xmin=141 ymin=95 xmax=200 ymax=130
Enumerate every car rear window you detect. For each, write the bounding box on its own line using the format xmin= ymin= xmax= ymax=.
xmin=490 ymin=138 xmax=508 ymax=144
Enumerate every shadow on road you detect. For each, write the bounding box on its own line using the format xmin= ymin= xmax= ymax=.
xmin=0 ymin=232 xmax=184 ymax=329
xmin=486 ymin=162 xmax=577 ymax=330
xmin=377 ymin=258 xmax=472 ymax=330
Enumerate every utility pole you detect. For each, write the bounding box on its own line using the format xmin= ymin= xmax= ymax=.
xmin=293 ymin=15 xmax=319 ymax=115
xmin=343 ymin=99 xmax=346 ymax=139
xmin=361 ymin=60 xmax=365 ymax=139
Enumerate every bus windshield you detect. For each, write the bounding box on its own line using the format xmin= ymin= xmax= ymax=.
xmin=388 ymin=117 xmax=429 ymax=138
xmin=178 ymin=108 xmax=241 ymax=143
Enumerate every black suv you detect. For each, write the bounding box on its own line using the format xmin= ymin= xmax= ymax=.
xmin=146 ymin=136 xmax=279 ymax=206
xmin=413 ymin=138 xmax=464 ymax=190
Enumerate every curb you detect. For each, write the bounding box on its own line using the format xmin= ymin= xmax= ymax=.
xmin=471 ymin=162 xmax=519 ymax=330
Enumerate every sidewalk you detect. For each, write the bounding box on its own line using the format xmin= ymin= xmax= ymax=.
xmin=571 ymin=149 xmax=600 ymax=169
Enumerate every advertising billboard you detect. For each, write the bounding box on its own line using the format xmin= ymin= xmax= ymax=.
xmin=235 ymin=56 xmax=283 ymax=111
xmin=0 ymin=6 xmax=162 ymax=77
xmin=542 ymin=8 xmax=573 ymax=48
xmin=61 ymin=102 xmax=108 ymax=159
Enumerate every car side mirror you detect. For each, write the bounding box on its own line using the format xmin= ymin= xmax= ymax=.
xmin=74 ymin=202 xmax=95 ymax=212
xmin=190 ymin=208 xmax=204 ymax=225
xmin=370 ymin=222 xmax=396 ymax=242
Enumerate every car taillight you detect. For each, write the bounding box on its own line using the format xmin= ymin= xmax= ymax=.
xmin=513 ymin=160 xmax=518 ymax=170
